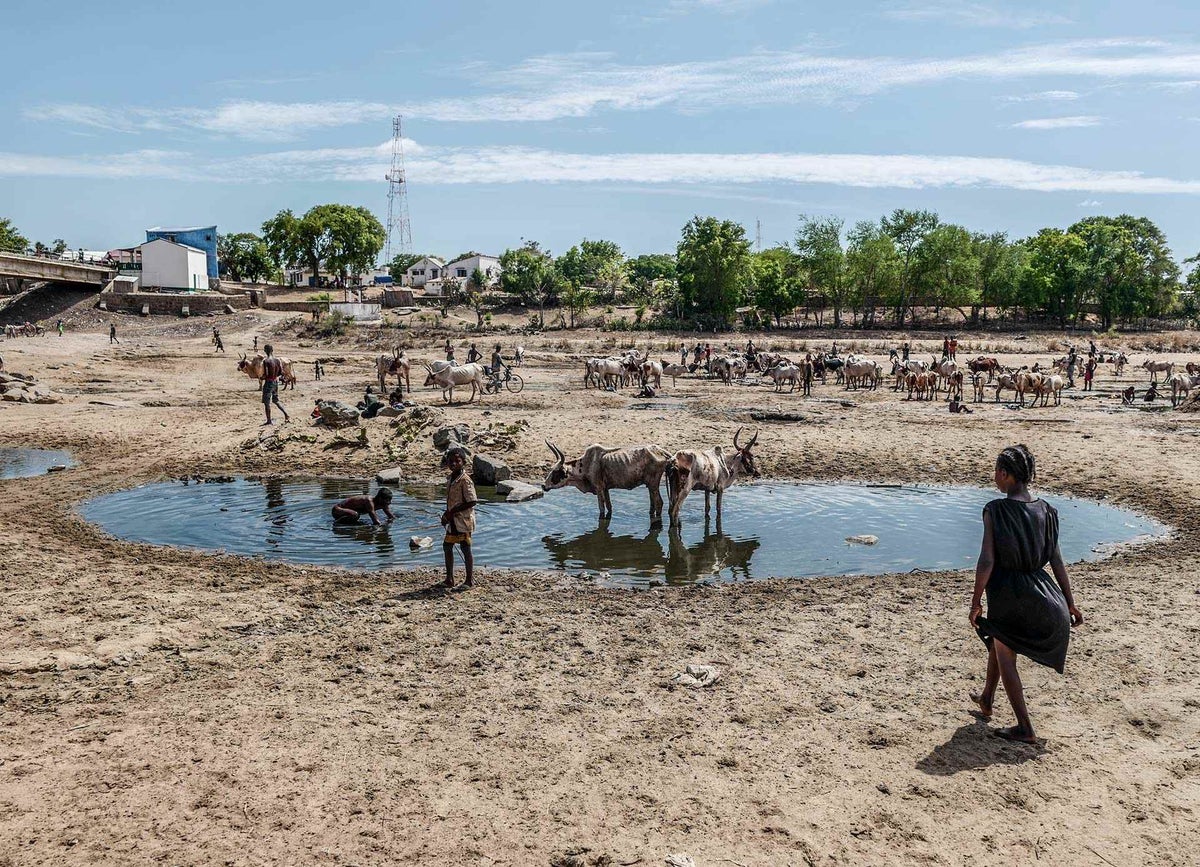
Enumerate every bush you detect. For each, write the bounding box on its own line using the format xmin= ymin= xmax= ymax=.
xmin=313 ymin=310 xmax=354 ymax=337
xmin=308 ymin=292 xmax=332 ymax=302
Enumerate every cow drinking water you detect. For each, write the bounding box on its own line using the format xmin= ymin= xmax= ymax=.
xmin=543 ymin=441 xmax=672 ymax=522
xmin=666 ymin=428 xmax=759 ymax=525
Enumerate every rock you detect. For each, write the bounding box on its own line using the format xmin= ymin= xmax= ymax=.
xmin=375 ymin=466 xmax=403 ymax=485
xmin=47 ymin=465 xmax=68 ymax=473
xmin=472 ymin=453 xmax=511 ymax=485
xmin=409 ymin=536 xmax=433 ymax=549
xmin=223 ymin=304 xmax=236 ymax=314
xmin=495 ymin=479 xmax=538 ymax=496
xmin=315 ymin=400 xmax=360 ymax=428
xmin=846 ymin=534 xmax=878 ymax=545
xmin=504 ymin=481 xmax=544 ymax=502
xmin=374 ymin=405 xmax=403 ymax=418
xmin=432 ymin=424 xmax=471 ymax=451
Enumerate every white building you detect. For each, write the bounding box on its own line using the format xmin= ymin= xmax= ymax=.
xmin=139 ymin=238 xmax=209 ymax=291
xmin=403 ymin=257 xmax=445 ymax=288
xmin=444 ymin=254 xmax=501 ymax=285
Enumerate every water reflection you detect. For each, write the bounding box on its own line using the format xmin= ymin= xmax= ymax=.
xmin=0 ymin=447 xmax=75 ymax=479
xmin=665 ymin=524 xmax=759 ymax=583
xmin=543 ymin=518 xmax=761 ymax=584
xmin=332 ymin=521 xmax=396 ymax=554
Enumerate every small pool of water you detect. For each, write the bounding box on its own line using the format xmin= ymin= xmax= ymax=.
xmin=0 ymin=447 xmax=75 ymax=479
xmin=78 ymin=479 xmax=1166 ymax=587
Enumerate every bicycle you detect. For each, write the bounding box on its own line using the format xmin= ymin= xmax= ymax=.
xmin=482 ymin=364 xmax=525 ymax=395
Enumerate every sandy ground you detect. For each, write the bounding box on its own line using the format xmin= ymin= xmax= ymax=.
xmin=1 ymin=311 xmax=1198 ymax=866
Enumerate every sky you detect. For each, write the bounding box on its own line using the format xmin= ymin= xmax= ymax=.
xmin=4 ymin=0 xmax=1200 ymax=262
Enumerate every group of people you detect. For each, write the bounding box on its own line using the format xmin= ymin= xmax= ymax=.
xmin=332 ymin=446 xmax=477 ymax=590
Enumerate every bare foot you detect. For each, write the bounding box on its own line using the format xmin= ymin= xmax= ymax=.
xmin=970 ymin=692 xmax=993 ymax=719
xmin=993 ymin=725 xmax=1037 ymax=744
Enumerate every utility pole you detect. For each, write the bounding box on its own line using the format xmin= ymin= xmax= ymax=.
xmin=756 ymin=218 xmax=762 ymax=251
xmin=384 ymin=115 xmax=413 ymax=263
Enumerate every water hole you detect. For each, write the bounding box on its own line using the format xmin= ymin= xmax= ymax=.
xmin=78 ymin=479 xmax=1166 ymax=588
xmin=0 ymin=447 xmax=75 ymax=479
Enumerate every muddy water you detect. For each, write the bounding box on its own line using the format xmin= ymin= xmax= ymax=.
xmin=78 ymin=479 xmax=1166 ymax=587
xmin=0 ymin=448 xmax=74 ymax=479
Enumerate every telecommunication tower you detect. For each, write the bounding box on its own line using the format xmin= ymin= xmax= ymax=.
xmin=384 ymin=115 xmax=412 ymax=262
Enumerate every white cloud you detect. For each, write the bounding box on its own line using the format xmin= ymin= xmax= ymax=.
xmin=1001 ymin=89 xmax=1080 ymax=102
xmin=881 ymin=2 xmax=1072 ymax=28
xmin=4 ymin=143 xmax=1200 ymax=195
xmin=1012 ymin=115 xmax=1104 ymax=129
xmin=1078 ymin=199 xmax=1103 ymax=207
xmin=26 ymin=39 xmax=1200 ymax=136
xmin=665 ymin=0 xmax=774 ymax=13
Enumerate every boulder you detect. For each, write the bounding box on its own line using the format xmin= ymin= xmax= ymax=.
xmin=375 ymin=466 xmax=403 ymax=485
xmin=432 ymin=424 xmax=471 ymax=451
xmin=846 ymin=534 xmax=878 ymax=546
xmin=409 ymin=536 xmax=433 ymax=549
xmin=495 ymin=478 xmax=538 ymax=496
xmin=315 ymin=400 xmax=360 ymax=428
xmin=224 ymin=304 xmax=236 ymax=314
xmin=472 ymin=453 xmax=511 ymax=486
xmin=504 ymin=481 xmax=544 ymax=503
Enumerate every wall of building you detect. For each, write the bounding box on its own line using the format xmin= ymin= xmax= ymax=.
xmin=140 ymin=240 xmax=208 ymax=291
xmin=100 ymin=291 xmax=251 ymax=315
xmin=145 ymin=227 xmax=218 ymax=278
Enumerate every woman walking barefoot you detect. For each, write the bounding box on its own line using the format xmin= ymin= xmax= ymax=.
xmin=969 ymin=445 xmax=1084 ymax=743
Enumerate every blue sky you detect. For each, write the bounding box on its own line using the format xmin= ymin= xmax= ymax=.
xmin=4 ymin=0 xmax=1200 ymax=262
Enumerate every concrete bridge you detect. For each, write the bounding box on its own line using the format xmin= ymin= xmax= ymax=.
xmin=0 ymin=252 xmax=117 ymax=287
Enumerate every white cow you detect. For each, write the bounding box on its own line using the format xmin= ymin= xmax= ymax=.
xmin=422 ymin=362 xmax=487 ymax=403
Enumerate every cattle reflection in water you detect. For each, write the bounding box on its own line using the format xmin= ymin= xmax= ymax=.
xmin=543 ymin=519 xmax=760 ymax=584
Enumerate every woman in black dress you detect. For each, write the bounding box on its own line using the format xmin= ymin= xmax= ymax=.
xmin=969 ymin=445 xmax=1084 ymax=742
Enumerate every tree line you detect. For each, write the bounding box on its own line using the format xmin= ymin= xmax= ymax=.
xmin=5 ymin=206 xmax=1199 ymax=331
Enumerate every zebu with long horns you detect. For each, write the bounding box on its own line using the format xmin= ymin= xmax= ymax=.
xmin=376 ymin=348 xmax=411 ymax=394
xmin=542 ymin=441 xmax=672 ymax=522
xmin=238 ymin=352 xmax=296 ymax=389
xmin=666 ymin=428 xmax=760 ymax=524
xmin=422 ymin=360 xmax=487 ymax=403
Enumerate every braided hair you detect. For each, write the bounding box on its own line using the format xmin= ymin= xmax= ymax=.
xmin=996 ymin=444 xmax=1036 ymax=484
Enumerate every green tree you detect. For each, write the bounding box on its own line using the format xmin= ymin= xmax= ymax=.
xmin=0 ymin=218 xmax=29 ymax=253
xmin=1022 ymin=228 xmax=1088 ymax=326
xmin=913 ymin=224 xmax=979 ymax=320
xmin=626 ymin=253 xmax=676 ymax=303
xmin=881 ymin=209 xmax=939 ymax=326
xmin=971 ymin=232 xmax=1025 ymax=323
xmin=1070 ymin=215 xmax=1179 ymax=324
xmin=261 ymin=204 xmax=385 ymax=282
xmin=465 ymin=267 xmax=492 ymax=328
xmin=752 ymin=250 xmax=797 ymax=327
xmin=499 ymin=241 xmax=563 ymax=326
xmin=845 ymin=221 xmax=900 ymax=328
xmin=387 ymin=252 xmax=430 ymax=282
xmin=561 ymin=281 xmax=595 ymax=328
xmin=52 ymin=238 xmax=68 ymax=256
xmin=794 ymin=216 xmax=848 ymax=327
xmin=218 ymin=232 xmax=275 ymax=283
xmin=676 ymin=216 xmax=753 ymax=329
xmin=556 ymin=238 xmax=625 ymax=302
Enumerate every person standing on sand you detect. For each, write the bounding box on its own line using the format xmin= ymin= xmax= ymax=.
xmin=1083 ymin=357 xmax=1096 ymax=392
xmin=902 ymin=341 xmax=910 ymax=362
xmin=109 ymin=323 xmax=119 ymax=344
xmin=214 ymin=329 xmax=225 ymax=354
xmin=969 ymin=445 xmax=1083 ymax=743
xmin=259 ymin=344 xmax=290 ymax=426
xmin=445 ymin=339 xmax=455 ymax=361
xmin=57 ymin=319 xmax=64 ymax=338
xmin=440 ymin=447 xmax=477 ymax=589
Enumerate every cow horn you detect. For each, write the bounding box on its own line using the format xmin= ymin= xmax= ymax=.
xmin=545 ymin=439 xmax=564 ymax=463
xmin=733 ymin=426 xmax=743 ymax=450
xmin=747 ymin=430 xmax=759 ymax=450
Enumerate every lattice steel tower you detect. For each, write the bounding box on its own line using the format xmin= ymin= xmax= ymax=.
xmin=384 ymin=115 xmax=412 ymax=262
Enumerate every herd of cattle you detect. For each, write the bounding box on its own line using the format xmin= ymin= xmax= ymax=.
xmin=576 ymin=346 xmax=1200 ymax=408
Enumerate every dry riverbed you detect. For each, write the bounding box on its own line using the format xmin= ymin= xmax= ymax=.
xmin=1 ymin=315 xmax=1198 ymax=866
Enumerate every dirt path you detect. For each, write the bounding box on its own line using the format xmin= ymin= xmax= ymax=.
xmin=1 ymin=319 xmax=1197 ymax=865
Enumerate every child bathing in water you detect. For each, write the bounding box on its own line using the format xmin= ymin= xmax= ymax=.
xmin=332 ymin=487 xmax=395 ymax=525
